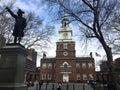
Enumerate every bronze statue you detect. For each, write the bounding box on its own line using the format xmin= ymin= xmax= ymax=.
xmin=6 ymin=7 xmax=27 ymax=44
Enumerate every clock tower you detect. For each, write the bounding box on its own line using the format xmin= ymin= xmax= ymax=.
xmin=40 ymin=13 xmax=96 ymax=83
xmin=56 ymin=14 xmax=75 ymax=58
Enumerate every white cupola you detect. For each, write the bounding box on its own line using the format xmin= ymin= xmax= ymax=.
xmin=59 ymin=14 xmax=73 ymax=42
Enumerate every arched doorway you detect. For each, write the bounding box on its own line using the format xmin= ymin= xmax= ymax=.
xmin=63 ymin=73 xmax=69 ymax=82
xmin=60 ymin=62 xmax=71 ymax=82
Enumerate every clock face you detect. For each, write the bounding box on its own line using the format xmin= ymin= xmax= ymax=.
xmin=63 ymin=51 xmax=68 ymax=56
xmin=63 ymin=32 xmax=68 ymax=39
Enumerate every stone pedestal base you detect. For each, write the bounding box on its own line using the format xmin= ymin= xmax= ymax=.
xmin=0 ymin=44 xmax=28 ymax=90
xmin=0 ymin=83 xmax=27 ymax=90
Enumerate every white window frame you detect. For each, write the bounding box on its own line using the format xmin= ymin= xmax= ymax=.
xmin=89 ymin=74 xmax=94 ymax=80
xmin=42 ymin=73 xmax=46 ymax=80
xmin=77 ymin=74 xmax=81 ymax=80
xmin=82 ymin=63 xmax=86 ymax=68
xmin=48 ymin=74 xmax=52 ymax=80
xmin=83 ymin=74 xmax=87 ymax=80
xmin=42 ymin=63 xmax=46 ymax=69
xmin=88 ymin=63 xmax=93 ymax=69
xmin=76 ymin=63 xmax=80 ymax=68
xmin=63 ymin=43 xmax=67 ymax=49
xmin=48 ymin=63 xmax=52 ymax=69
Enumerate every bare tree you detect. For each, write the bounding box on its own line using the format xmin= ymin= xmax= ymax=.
xmin=0 ymin=12 xmax=54 ymax=48
xmin=21 ymin=12 xmax=55 ymax=49
xmin=0 ymin=0 xmax=15 ymax=14
xmin=0 ymin=0 xmax=15 ymax=40
xmin=0 ymin=12 xmax=13 ymax=42
xmin=0 ymin=2 xmax=55 ymax=52
xmin=44 ymin=0 xmax=119 ymax=89
xmin=106 ymin=13 xmax=120 ymax=54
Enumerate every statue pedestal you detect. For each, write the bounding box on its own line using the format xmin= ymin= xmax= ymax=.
xmin=0 ymin=44 xmax=28 ymax=90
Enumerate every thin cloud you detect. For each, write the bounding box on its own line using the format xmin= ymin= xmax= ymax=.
xmin=14 ymin=0 xmax=46 ymax=15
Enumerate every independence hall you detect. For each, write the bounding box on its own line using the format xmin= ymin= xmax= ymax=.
xmin=40 ymin=15 xmax=96 ymax=83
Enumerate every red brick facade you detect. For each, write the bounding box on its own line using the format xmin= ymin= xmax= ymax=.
xmin=40 ymin=16 xmax=96 ymax=83
xmin=56 ymin=42 xmax=75 ymax=57
xmin=97 ymin=58 xmax=120 ymax=82
xmin=25 ymin=49 xmax=37 ymax=83
xmin=39 ymin=41 xmax=96 ymax=83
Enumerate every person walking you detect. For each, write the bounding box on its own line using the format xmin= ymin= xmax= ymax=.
xmin=39 ymin=80 xmax=43 ymax=90
xmin=57 ymin=82 xmax=62 ymax=90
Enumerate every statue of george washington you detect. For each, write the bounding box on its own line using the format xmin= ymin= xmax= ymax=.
xmin=6 ymin=7 xmax=27 ymax=44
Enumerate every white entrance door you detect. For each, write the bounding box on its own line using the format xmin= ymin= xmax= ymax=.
xmin=63 ymin=74 xmax=69 ymax=82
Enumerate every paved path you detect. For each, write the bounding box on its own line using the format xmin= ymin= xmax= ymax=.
xmin=28 ymin=83 xmax=93 ymax=90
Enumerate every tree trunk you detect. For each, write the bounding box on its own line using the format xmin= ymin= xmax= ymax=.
xmin=103 ymin=45 xmax=117 ymax=90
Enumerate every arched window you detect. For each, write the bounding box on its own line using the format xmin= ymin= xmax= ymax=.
xmin=60 ymin=62 xmax=71 ymax=72
xmin=64 ymin=63 xmax=67 ymax=68
xmin=64 ymin=63 xmax=68 ymax=72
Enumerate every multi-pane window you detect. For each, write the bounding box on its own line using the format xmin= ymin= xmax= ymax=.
xmin=77 ymin=74 xmax=81 ymax=80
xmin=42 ymin=63 xmax=46 ymax=69
xmin=48 ymin=74 xmax=52 ymax=80
xmin=83 ymin=74 xmax=87 ymax=80
xmin=64 ymin=64 xmax=68 ymax=72
xmin=88 ymin=63 xmax=93 ymax=69
xmin=42 ymin=73 xmax=46 ymax=80
xmin=61 ymin=62 xmax=71 ymax=72
xmin=48 ymin=63 xmax=52 ymax=69
xmin=89 ymin=74 xmax=94 ymax=80
xmin=76 ymin=63 xmax=80 ymax=68
xmin=82 ymin=63 xmax=86 ymax=68
xmin=63 ymin=43 xmax=67 ymax=49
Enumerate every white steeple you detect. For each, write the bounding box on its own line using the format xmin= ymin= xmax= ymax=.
xmin=59 ymin=13 xmax=73 ymax=42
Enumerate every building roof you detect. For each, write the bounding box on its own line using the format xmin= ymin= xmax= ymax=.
xmin=41 ymin=56 xmax=94 ymax=63
xmin=41 ymin=57 xmax=56 ymax=63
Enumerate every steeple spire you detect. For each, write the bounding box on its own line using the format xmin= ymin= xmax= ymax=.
xmin=59 ymin=12 xmax=73 ymax=42
xmin=62 ymin=11 xmax=69 ymax=27
xmin=64 ymin=9 xmax=67 ymax=19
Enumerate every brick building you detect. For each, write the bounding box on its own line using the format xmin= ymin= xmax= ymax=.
xmin=114 ymin=58 xmax=120 ymax=83
xmin=40 ymin=15 xmax=96 ymax=83
xmin=25 ymin=49 xmax=37 ymax=82
xmin=96 ymin=58 xmax=120 ymax=82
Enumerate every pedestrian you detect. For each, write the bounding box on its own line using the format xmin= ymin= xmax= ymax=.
xmin=57 ymin=82 xmax=62 ymax=90
xmin=83 ymin=84 xmax=85 ymax=90
xmin=39 ymin=80 xmax=43 ymax=90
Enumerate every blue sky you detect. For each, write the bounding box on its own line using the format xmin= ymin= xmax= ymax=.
xmin=1 ymin=0 xmax=114 ymax=70
xmin=14 ymin=0 xmax=51 ymax=22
